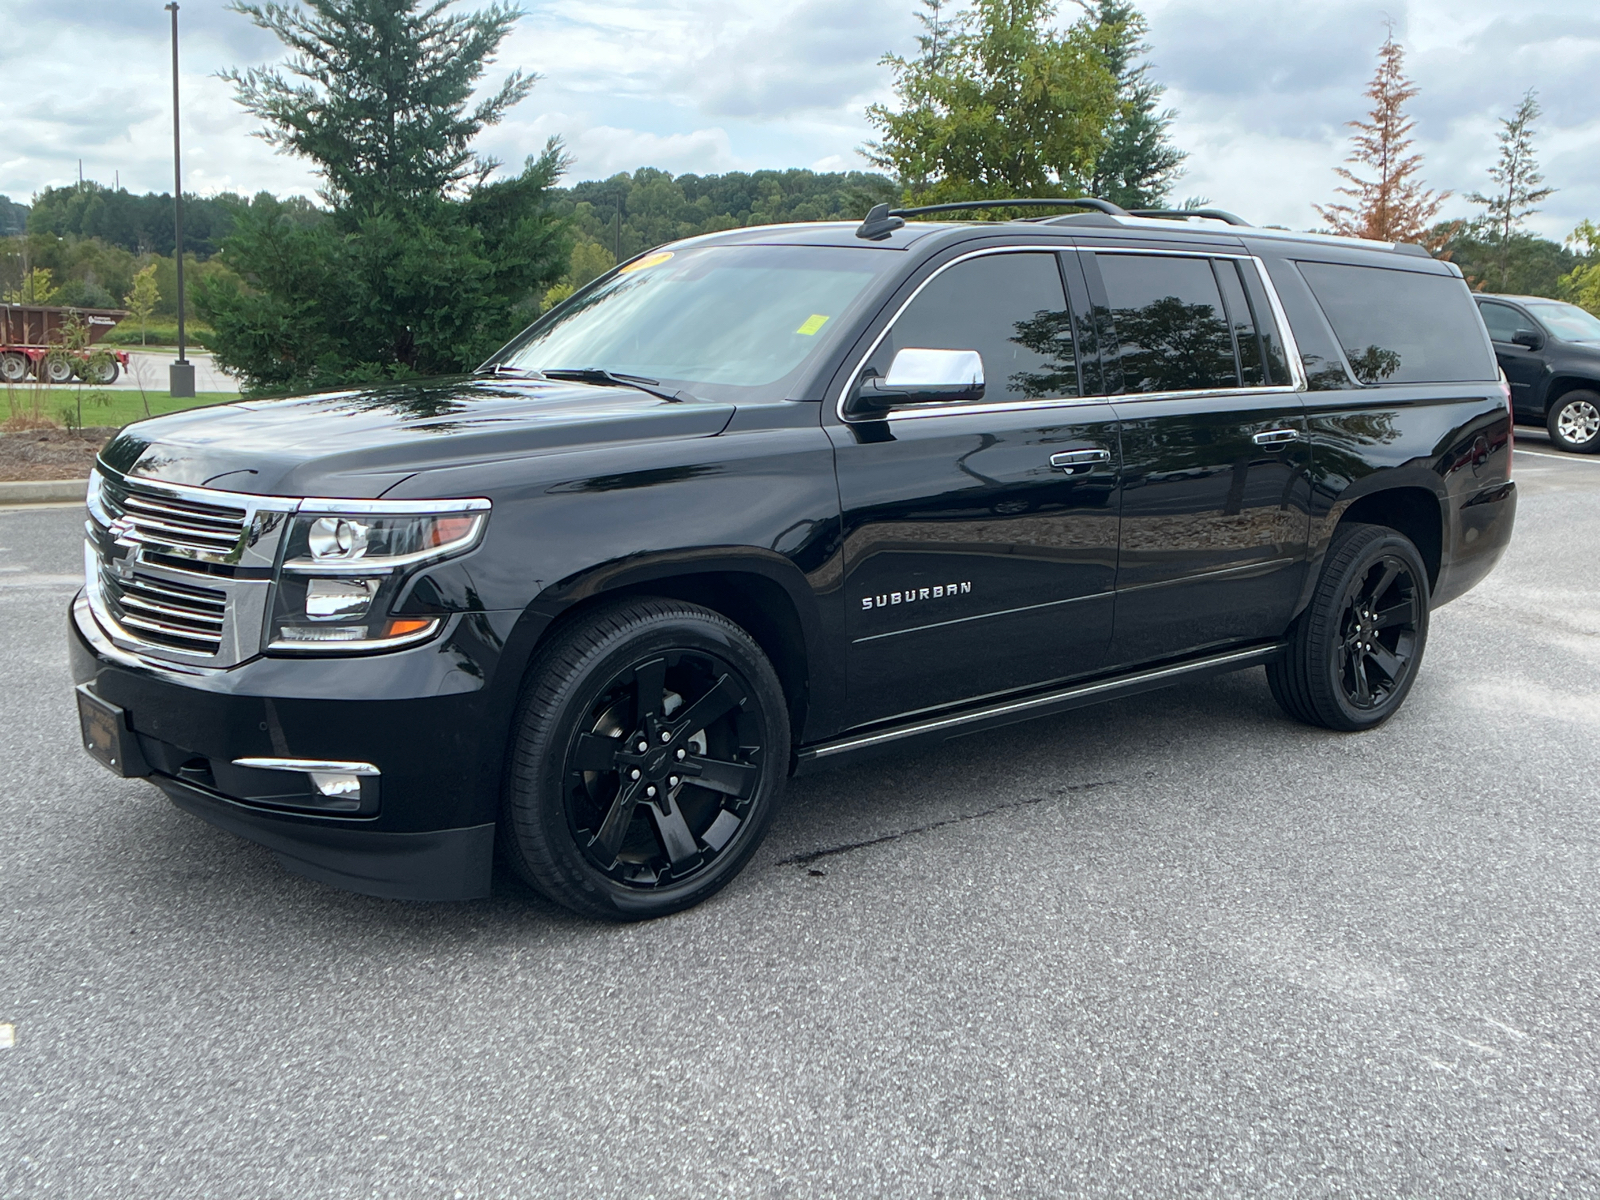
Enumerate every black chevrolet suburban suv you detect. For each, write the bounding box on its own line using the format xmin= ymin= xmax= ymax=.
xmin=1475 ymin=293 xmax=1600 ymax=453
xmin=69 ymin=199 xmax=1516 ymax=920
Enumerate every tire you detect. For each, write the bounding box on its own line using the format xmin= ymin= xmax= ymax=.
xmin=1547 ymin=389 xmax=1600 ymax=454
xmin=1267 ymin=522 xmax=1430 ymax=732
xmin=0 ymin=352 xmax=27 ymax=384
xmin=75 ymin=358 xmax=119 ymax=385
xmin=37 ymin=355 xmax=74 ymax=384
xmin=501 ymin=598 xmax=789 ymax=920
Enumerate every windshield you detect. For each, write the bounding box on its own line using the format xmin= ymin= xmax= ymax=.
xmin=493 ymin=244 xmax=896 ymax=401
xmin=1525 ymin=300 xmax=1600 ymax=344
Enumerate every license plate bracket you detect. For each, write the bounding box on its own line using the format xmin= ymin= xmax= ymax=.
xmin=76 ymin=685 xmax=150 ymax=778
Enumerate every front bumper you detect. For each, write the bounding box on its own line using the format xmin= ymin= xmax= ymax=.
xmin=69 ymin=592 xmax=517 ymax=901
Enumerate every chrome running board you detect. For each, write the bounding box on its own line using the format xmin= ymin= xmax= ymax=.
xmin=795 ymin=641 xmax=1285 ymax=770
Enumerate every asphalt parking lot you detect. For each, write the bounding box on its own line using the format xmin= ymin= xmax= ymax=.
xmin=3 ymin=432 xmax=1598 ymax=1199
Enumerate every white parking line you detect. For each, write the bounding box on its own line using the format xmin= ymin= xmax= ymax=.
xmin=1516 ymin=449 xmax=1600 ymax=465
xmin=0 ymin=1023 xmax=14 ymax=1049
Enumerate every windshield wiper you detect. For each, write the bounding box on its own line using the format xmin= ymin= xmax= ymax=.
xmin=475 ymin=363 xmax=539 ymax=379
xmin=538 ymin=367 xmax=696 ymax=404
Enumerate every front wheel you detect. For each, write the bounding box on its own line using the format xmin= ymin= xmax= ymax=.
xmin=1547 ymin=390 xmax=1600 ymax=453
xmin=1267 ymin=523 xmax=1430 ymax=731
xmin=501 ymin=598 xmax=789 ymax=920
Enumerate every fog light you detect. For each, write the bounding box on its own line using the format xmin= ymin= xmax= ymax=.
xmin=305 ymin=577 xmax=376 ymax=620
xmin=309 ymin=772 xmax=362 ymax=798
xmin=276 ymin=625 xmax=369 ymax=643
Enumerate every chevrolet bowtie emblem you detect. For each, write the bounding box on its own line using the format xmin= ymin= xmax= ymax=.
xmin=107 ymin=515 xmax=138 ymax=544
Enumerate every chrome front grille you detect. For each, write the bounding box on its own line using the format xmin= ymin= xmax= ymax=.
xmin=104 ymin=479 xmax=250 ymax=558
xmin=99 ymin=568 xmax=227 ymax=654
xmin=85 ymin=470 xmax=299 ymax=667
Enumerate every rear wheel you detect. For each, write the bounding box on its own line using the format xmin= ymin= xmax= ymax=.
xmin=0 ymin=352 xmax=27 ymax=383
xmin=75 ymin=357 xmax=119 ymax=385
xmin=501 ymin=598 xmax=789 ymax=920
xmin=1267 ymin=523 xmax=1430 ymax=731
xmin=38 ymin=355 xmax=74 ymax=384
xmin=1547 ymin=389 xmax=1600 ymax=453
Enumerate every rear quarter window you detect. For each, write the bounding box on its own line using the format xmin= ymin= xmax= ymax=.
xmin=1297 ymin=261 xmax=1496 ymax=384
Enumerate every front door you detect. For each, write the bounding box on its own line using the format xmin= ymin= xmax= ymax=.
xmin=1478 ymin=299 xmax=1545 ymax=421
xmin=1084 ymin=249 xmax=1312 ymax=666
xmin=829 ymin=249 xmax=1121 ymax=727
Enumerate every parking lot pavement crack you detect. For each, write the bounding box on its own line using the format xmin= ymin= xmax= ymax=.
xmin=776 ymin=778 xmax=1121 ymax=868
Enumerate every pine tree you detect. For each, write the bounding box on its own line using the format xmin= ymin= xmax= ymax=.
xmin=864 ymin=0 xmax=1119 ymax=204
xmin=1082 ymin=0 xmax=1186 ymax=209
xmin=223 ymin=0 xmax=536 ymax=208
xmin=1467 ymin=90 xmax=1556 ymax=292
xmin=1316 ymin=31 xmax=1446 ymax=245
xmin=202 ymin=0 xmax=572 ymax=392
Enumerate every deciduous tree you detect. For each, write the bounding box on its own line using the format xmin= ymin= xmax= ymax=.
xmin=124 ymin=264 xmax=160 ymax=346
xmin=1316 ymin=32 xmax=1446 ymax=245
xmin=1560 ymin=221 xmax=1600 ymax=316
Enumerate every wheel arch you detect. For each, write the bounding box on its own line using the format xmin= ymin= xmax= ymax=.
xmin=513 ymin=550 xmax=834 ymax=751
xmin=1544 ymin=375 xmax=1600 ymax=414
xmin=1334 ymin=486 xmax=1443 ymax=591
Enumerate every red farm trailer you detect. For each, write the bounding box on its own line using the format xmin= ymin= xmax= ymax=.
xmin=0 ymin=304 xmax=131 ymax=385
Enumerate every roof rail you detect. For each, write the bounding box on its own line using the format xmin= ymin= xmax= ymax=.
xmin=855 ymin=197 xmax=1129 ymax=239
xmin=1127 ymin=208 xmax=1251 ymax=226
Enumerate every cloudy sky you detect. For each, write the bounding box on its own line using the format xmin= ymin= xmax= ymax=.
xmin=3 ymin=0 xmax=1597 ymax=239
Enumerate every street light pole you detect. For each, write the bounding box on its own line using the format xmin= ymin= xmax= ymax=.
xmin=166 ymin=2 xmax=195 ymax=398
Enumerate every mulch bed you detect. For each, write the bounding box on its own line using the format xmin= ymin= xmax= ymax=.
xmin=0 ymin=428 xmax=116 ymax=482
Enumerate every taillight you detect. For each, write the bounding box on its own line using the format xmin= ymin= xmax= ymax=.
xmin=1499 ymin=370 xmax=1513 ymax=477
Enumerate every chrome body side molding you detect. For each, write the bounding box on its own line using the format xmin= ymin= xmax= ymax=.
xmin=795 ymin=642 xmax=1285 ymax=768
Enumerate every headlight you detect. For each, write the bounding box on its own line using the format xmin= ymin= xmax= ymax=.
xmin=269 ymin=499 xmax=489 ymax=653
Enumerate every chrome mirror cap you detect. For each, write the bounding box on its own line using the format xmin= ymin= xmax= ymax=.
xmin=884 ymin=347 xmax=985 ymax=389
xmin=851 ymin=347 xmax=987 ymax=414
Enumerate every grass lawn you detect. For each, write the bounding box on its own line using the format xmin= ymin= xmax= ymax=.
xmin=13 ymin=391 xmax=244 ymax=430
xmin=93 ymin=391 xmax=242 ymax=427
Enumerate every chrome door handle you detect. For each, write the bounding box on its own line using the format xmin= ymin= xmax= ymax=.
xmin=1252 ymin=428 xmax=1301 ymax=446
xmin=1050 ymin=449 xmax=1112 ymax=472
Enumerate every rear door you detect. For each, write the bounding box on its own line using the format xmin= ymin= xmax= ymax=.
xmin=828 ymin=248 xmax=1121 ymax=727
xmin=1083 ymin=249 xmax=1311 ymax=666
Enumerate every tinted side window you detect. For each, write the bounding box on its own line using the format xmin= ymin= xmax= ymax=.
xmin=871 ymin=252 xmax=1077 ymax=402
xmin=1095 ymin=253 xmax=1237 ymax=393
xmin=1214 ymin=259 xmax=1265 ymax=386
xmin=1478 ymin=301 xmax=1527 ymax=343
xmin=1298 ymin=262 xmax=1497 ymax=384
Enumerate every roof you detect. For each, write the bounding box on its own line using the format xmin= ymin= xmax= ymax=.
xmin=661 ymin=212 xmax=1441 ymax=266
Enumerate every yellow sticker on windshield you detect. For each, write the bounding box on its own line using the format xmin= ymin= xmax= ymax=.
xmin=796 ymin=314 xmax=830 ymax=336
xmin=619 ymin=251 xmax=674 ymax=274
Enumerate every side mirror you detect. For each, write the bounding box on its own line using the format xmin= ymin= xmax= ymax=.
xmin=851 ymin=348 xmax=985 ymax=413
xmin=1511 ymin=329 xmax=1542 ymax=350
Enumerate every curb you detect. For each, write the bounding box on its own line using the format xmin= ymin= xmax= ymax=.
xmin=0 ymin=479 xmax=89 ymax=506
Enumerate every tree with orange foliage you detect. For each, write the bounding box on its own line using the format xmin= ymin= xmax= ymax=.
xmin=1317 ymin=31 xmax=1447 ymax=246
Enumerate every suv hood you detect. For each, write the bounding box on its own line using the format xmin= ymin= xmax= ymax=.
xmin=98 ymin=378 xmax=736 ymax=497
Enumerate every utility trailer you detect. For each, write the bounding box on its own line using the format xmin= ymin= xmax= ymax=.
xmin=0 ymin=304 xmax=131 ymax=385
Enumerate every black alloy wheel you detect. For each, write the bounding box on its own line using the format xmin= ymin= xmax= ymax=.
xmin=1548 ymin=389 xmax=1600 ymax=454
xmin=501 ymin=598 xmax=788 ymax=920
xmin=1267 ymin=523 xmax=1431 ymax=731
xmin=1333 ymin=553 xmax=1422 ymax=713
